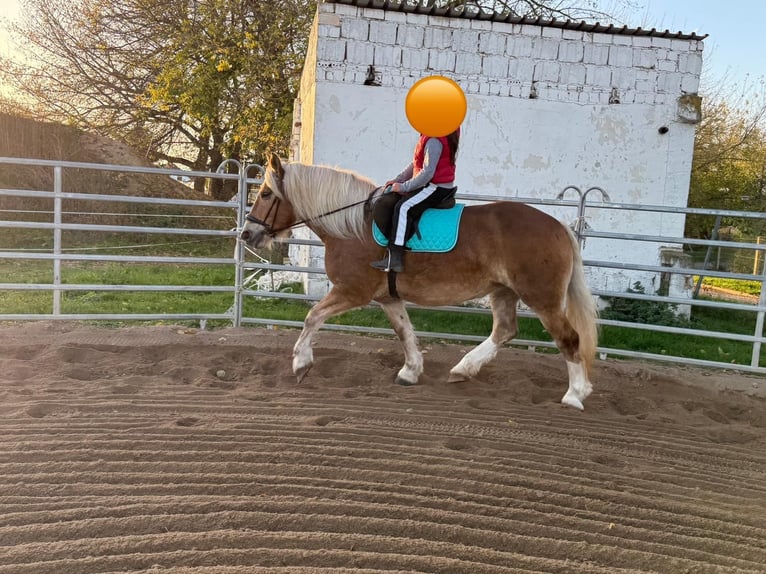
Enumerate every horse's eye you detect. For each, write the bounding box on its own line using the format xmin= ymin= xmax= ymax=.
xmin=261 ymin=190 xmax=273 ymax=199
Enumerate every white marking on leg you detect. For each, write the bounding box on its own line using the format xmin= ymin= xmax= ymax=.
xmin=381 ymin=301 xmax=422 ymax=385
xmin=397 ymin=350 xmax=423 ymax=385
xmin=449 ymin=338 xmax=498 ymax=381
xmin=562 ymin=360 xmax=593 ymax=410
xmin=292 ymin=330 xmax=314 ymax=375
xmin=396 ymin=323 xmax=423 ymax=384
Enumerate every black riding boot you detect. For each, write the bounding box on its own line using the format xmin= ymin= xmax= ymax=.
xmin=370 ymin=245 xmax=404 ymax=273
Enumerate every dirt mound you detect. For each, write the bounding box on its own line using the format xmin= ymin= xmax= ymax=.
xmin=0 ymin=114 xmax=233 ymax=251
xmin=0 ymin=112 xmax=205 ymax=201
xmin=1 ymin=322 xmax=764 ymax=573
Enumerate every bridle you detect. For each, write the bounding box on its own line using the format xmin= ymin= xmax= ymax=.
xmin=245 ymin=196 xmax=286 ymax=236
xmin=244 ymin=169 xmax=288 ymax=237
xmin=244 ymin=171 xmax=381 ymax=237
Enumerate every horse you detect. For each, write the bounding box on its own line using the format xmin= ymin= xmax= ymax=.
xmin=240 ymin=153 xmax=599 ymax=410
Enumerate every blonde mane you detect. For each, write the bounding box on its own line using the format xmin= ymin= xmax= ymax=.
xmin=273 ymin=162 xmax=377 ymax=239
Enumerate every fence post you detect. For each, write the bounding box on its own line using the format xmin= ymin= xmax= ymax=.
xmin=217 ymin=159 xmax=245 ymax=328
xmin=556 ymin=186 xmax=584 ymax=247
xmin=751 ymin=260 xmax=766 ymax=368
xmin=556 ymin=186 xmax=611 ymax=249
xmin=52 ymin=166 xmax=62 ymax=316
xmin=581 ymin=187 xmax=611 ymax=247
xmin=219 ymin=160 xmax=263 ymax=328
xmin=693 ymin=215 xmax=721 ymax=298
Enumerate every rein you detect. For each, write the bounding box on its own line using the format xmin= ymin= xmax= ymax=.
xmin=245 ymin=187 xmax=381 ymax=236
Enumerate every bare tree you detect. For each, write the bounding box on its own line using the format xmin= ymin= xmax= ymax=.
xmin=438 ymin=0 xmax=639 ymax=22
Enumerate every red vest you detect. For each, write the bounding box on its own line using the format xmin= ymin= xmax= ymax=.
xmin=412 ymin=133 xmax=456 ymax=184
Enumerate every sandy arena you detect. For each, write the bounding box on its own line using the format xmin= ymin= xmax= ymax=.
xmin=1 ymin=321 xmax=765 ymax=573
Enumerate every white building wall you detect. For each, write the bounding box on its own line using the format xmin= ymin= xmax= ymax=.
xmin=294 ymin=2 xmax=704 ymax=297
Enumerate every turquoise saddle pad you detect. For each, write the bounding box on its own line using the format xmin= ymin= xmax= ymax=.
xmin=372 ymin=204 xmax=465 ymax=253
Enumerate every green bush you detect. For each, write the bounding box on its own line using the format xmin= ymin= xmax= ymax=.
xmin=600 ymin=282 xmax=693 ymax=327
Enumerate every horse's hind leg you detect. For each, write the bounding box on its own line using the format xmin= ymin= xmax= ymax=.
xmin=448 ymin=287 xmax=520 ymax=383
xmin=536 ymin=309 xmax=592 ymax=410
xmin=380 ymin=299 xmax=423 ymax=386
xmin=292 ymin=286 xmax=368 ymax=382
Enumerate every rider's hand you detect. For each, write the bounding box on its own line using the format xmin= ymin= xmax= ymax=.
xmin=391 ymin=182 xmax=404 ymax=194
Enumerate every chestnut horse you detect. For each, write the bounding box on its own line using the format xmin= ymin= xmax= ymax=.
xmin=240 ymin=153 xmax=598 ymax=409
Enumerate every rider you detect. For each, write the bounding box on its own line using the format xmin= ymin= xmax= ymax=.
xmin=371 ymin=127 xmax=460 ymax=273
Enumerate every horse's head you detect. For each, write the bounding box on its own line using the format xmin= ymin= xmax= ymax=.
xmin=240 ymin=152 xmax=297 ymax=249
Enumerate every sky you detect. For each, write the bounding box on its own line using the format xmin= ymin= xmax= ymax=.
xmin=1 ymin=0 xmax=764 ymax=92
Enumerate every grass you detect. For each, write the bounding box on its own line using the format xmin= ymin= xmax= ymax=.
xmin=0 ymin=259 xmax=236 ymax=316
xmin=600 ymin=305 xmax=759 ymax=365
xmin=701 ymin=276 xmax=762 ymax=297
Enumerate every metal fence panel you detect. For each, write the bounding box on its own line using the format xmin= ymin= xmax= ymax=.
xmin=2 ymin=156 xmax=765 ymax=374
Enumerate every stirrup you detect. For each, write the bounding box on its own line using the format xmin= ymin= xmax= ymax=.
xmin=370 ymin=251 xmax=403 ymax=273
xmin=370 ymin=256 xmax=392 ymax=271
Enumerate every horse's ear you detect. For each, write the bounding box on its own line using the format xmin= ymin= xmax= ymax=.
xmin=268 ymin=152 xmax=284 ymax=178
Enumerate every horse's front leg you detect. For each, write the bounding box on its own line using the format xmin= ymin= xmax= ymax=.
xmin=379 ymin=300 xmax=423 ymax=386
xmin=293 ymin=286 xmax=367 ymax=382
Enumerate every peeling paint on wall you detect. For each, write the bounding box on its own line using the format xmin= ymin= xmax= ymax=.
xmin=471 ymin=173 xmax=505 ymax=189
xmin=328 ymin=94 xmax=342 ymax=114
xmin=522 ymin=154 xmax=550 ymax=171
xmin=592 ymin=113 xmax=629 ymax=145
xmin=629 ymin=164 xmax=648 ymax=184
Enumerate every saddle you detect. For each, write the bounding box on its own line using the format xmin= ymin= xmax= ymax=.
xmin=371 ymin=186 xmax=464 ymax=253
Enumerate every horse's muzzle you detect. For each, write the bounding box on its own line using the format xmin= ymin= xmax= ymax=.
xmin=240 ymin=223 xmax=270 ymax=249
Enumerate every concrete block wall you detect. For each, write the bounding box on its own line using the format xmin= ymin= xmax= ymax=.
xmin=313 ymin=2 xmax=703 ymax=104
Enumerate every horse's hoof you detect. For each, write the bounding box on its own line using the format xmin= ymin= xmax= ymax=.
xmin=447 ymin=371 xmax=467 ymax=383
xmin=295 ymin=364 xmax=313 ymax=384
xmin=561 ymin=391 xmax=585 ymax=411
xmin=395 ymin=376 xmax=417 ymax=387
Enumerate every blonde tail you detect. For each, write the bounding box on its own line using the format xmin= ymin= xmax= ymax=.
xmin=564 ymin=226 xmax=599 ymax=378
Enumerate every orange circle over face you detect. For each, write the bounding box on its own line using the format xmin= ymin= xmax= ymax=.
xmin=405 ymin=76 xmax=466 ymax=137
